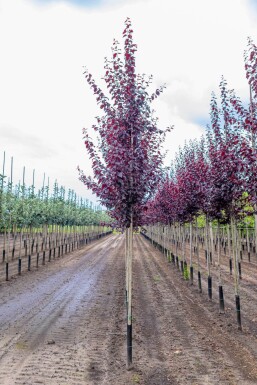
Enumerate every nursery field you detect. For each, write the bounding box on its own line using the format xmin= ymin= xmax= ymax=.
xmin=0 ymin=233 xmax=257 ymax=385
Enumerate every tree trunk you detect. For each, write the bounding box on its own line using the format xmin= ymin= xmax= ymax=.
xmin=231 ymin=216 xmax=242 ymax=330
xmin=127 ymin=214 xmax=133 ymax=370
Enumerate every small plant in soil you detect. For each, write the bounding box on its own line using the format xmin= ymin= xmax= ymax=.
xmin=183 ymin=266 xmax=189 ymax=280
xmin=131 ymin=373 xmax=141 ymax=383
xmin=153 ymin=275 xmax=161 ymax=283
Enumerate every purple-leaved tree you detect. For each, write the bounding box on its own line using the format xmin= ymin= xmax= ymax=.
xmin=78 ymin=18 xmax=171 ymax=369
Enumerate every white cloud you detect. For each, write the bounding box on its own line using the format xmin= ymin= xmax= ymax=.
xmin=0 ymin=0 xmax=257 ymax=201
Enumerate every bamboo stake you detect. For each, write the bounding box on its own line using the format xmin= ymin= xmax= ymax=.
xmin=127 ymin=213 xmax=133 ymax=370
xmin=231 ymin=216 xmax=242 ymax=330
xmin=209 ymin=222 xmax=215 ymax=267
xmin=205 ymin=217 xmax=212 ymax=300
xmin=196 ymin=223 xmax=202 ymax=293
xmin=217 ymin=222 xmax=225 ymax=312
xmin=227 ymin=225 xmax=232 ymax=274
xmin=246 ymin=227 xmax=250 ymax=261
xmin=189 ymin=222 xmax=193 ymax=284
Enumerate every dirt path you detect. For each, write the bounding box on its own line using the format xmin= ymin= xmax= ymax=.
xmin=0 ymin=234 xmax=129 ymax=385
xmin=0 ymin=234 xmax=257 ymax=384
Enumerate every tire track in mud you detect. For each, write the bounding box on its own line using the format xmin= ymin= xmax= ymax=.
xmin=0 ymin=234 xmax=126 ymax=385
xmin=133 ymin=234 xmax=257 ymax=385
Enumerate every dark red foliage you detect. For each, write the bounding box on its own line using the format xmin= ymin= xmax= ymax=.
xmin=143 ymin=137 xmax=210 ymax=225
xmin=205 ymin=82 xmax=245 ymax=221
xmin=143 ymin=56 xmax=257 ymax=225
xmin=143 ymin=175 xmax=181 ymax=225
xmin=79 ymin=35 xmax=257 ymax=227
xmin=78 ymin=18 xmax=170 ymax=229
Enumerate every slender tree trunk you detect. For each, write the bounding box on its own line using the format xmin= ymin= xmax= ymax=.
xmin=196 ymin=224 xmax=202 ymax=293
xmin=217 ymin=222 xmax=225 ymax=312
xmin=209 ymin=222 xmax=215 ymax=267
xmin=175 ymin=225 xmax=179 ymax=268
xmin=227 ymin=225 xmax=232 ymax=275
xmin=254 ymin=215 xmax=257 ymax=255
xmin=3 ymin=228 xmax=6 ymax=262
xmin=28 ymin=225 xmax=32 ymax=271
xmin=12 ymin=224 xmax=17 ymax=260
xmin=205 ymin=217 xmax=212 ymax=300
xmin=181 ymin=226 xmax=185 ymax=276
xmin=6 ymin=222 xmax=10 ymax=281
xmin=231 ymin=216 xmax=242 ymax=330
xmin=246 ymin=227 xmax=251 ymax=261
xmin=189 ymin=222 xmax=193 ymax=284
xmin=125 ymin=228 xmax=129 ymax=305
xmin=127 ymin=213 xmax=133 ymax=370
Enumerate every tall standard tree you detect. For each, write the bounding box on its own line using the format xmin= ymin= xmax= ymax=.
xmin=78 ymin=18 xmax=170 ymax=369
xmin=205 ymin=78 xmax=252 ymax=328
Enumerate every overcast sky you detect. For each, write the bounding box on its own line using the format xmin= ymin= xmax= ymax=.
xmin=0 ymin=0 xmax=257 ymax=202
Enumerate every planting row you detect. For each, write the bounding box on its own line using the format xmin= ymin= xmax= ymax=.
xmin=142 ymin=223 xmax=257 ymax=330
xmin=0 ymin=153 xmax=113 ymax=281
xmin=0 ymin=226 xmax=112 ymax=282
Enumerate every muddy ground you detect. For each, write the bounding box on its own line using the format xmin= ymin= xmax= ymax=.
xmin=0 ymin=233 xmax=257 ymax=384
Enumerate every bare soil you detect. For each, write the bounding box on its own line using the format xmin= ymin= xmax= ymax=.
xmin=0 ymin=233 xmax=257 ymax=384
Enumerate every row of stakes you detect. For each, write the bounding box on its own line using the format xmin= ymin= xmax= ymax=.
xmin=141 ymin=230 xmax=243 ymax=330
xmin=2 ymin=231 xmax=112 ymax=281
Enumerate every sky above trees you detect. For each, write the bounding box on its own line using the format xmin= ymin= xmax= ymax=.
xmin=0 ymin=0 xmax=257 ymax=202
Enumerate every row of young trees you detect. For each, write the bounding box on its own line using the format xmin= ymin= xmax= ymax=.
xmin=0 ymin=153 xmax=112 ymax=281
xmin=0 ymin=176 xmax=107 ymax=230
xmin=0 ymin=154 xmax=110 ymax=230
xmin=142 ymin=38 xmax=257 ymax=330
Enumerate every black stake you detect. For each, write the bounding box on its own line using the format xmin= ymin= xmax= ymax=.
xmin=127 ymin=322 xmax=132 ymax=370
xmin=208 ymin=275 xmax=212 ymax=300
xmin=238 ymin=262 xmax=242 ymax=280
xmin=235 ymin=295 xmax=242 ymax=330
xmin=229 ymin=258 xmax=232 ymax=275
xmin=219 ymin=285 xmax=225 ymax=313
xmin=5 ymin=262 xmax=8 ymax=281
xmin=198 ymin=271 xmax=202 ymax=293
